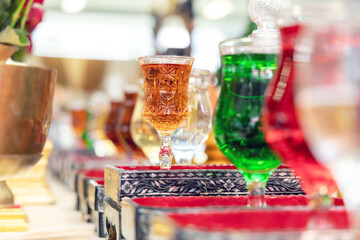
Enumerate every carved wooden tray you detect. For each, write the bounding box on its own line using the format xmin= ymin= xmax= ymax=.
xmin=151 ymin=205 xmax=349 ymax=240
xmin=122 ymin=195 xmax=342 ymax=240
xmin=103 ymin=165 xmax=304 ymax=240
xmin=104 ymin=165 xmax=304 ymax=205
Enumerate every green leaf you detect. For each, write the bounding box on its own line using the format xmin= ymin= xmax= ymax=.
xmin=10 ymin=0 xmax=26 ymax=28
xmin=0 ymin=26 xmax=29 ymax=46
xmin=14 ymin=28 xmax=29 ymax=45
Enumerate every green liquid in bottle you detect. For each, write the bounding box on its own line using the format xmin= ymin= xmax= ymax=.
xmin=214 ymin=53 xmax=281 ymax=184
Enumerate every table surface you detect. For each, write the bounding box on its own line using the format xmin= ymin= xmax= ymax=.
xmin=0 ymin=174 xmax=101 ymax=240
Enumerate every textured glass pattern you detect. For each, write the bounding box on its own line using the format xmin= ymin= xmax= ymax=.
xmin=248 ymin=0 xmax=290 ymax=29
xmin=141 ymin=64 xmax=191 ymax=132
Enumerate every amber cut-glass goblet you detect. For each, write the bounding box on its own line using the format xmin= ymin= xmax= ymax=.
xmin=138 ymin=56 xmax=194 ymax=169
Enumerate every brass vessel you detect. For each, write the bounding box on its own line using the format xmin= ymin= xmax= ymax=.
xmin=0 ymin=64 xmax=56 ymax=231
xmin=7 ymin=140 xmax=55 ymax=205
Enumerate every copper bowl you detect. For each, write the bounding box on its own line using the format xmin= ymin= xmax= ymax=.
xmin=0 ymin=64 xmax=56 ymax=180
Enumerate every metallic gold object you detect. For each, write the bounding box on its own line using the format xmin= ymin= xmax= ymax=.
xmin=0 ymin=64 xmax=56 ymax=231
xmin=0 ymin=207 xmax=29 ymax=232
xmin=0 ymin=154 xmax=42 ymax=208
xmin=151 ymin=216 xmax=174 ymax=239
xmin=39 ymin=57 xmax=106 ymax=92
xmin=7 ymin=141 xmax=55 ymax=205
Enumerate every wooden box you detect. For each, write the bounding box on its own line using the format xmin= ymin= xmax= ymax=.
xmin=149 ymin=205 xmax=349 ymax=240
xmin=49 ymin=150 xmax=122 ymax=186
xmin=88 ymin=179 xmax=106 ymax=238
xmin=104 ymin=165 xmax=304 ymax=240
xmin=75 ymin=169 xmax=104 ymax=221
xmin=122 ymin=195 xmax=332 ymax=240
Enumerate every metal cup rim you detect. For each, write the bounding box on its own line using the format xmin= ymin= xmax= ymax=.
xmin=0 ymin=64 xmax=57 ymax=75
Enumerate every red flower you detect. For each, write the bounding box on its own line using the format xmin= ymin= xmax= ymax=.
xmin=26 ymin=34 xmax=33 ymax=52
xmin=25 ymin=0 xmax=45 ymax=8
xmin=26 ymin=3 xmax=44 ymax=33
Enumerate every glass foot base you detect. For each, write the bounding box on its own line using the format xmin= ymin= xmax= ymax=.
xmin=160 ymin=161 xmax=171 ymax=170
xmin=247 ymin=181 xmax=266 ymax=208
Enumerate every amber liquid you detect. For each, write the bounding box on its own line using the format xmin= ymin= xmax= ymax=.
xmin=104 ymin=101 xmax=127 ymax=154
xmin=71 ymin=109 xmax=92 ymax=149
xmin=71 ymin=109 xmax=87 ymax=138
xmin=116 ymin=91 xmax=147 ymax=162
xmin=141 ymin=63 xmax=192 ymax=133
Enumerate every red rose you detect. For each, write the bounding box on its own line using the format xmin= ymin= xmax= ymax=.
xmin=26 ymin=34 xmax=33 ymax=52
xmin=26 ymin=3 xmax=44 ymax=33
xmin=25 ymin=0 xmax=44 ymax=8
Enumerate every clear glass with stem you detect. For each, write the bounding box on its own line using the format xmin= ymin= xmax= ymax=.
xmin=294 ymin=1 xmax=360 ymax=229
xmin=138 ymin=55 xmax=194 ymax=169
xmin=171 ymin=69 xmax=213 ymax=165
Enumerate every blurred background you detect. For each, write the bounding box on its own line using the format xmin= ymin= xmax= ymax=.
xmin=29 ymin=0 xmax=253 ymax=90
xmin=24 ymin=0 xmax=255 ymax=163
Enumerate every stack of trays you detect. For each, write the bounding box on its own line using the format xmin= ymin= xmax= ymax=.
xmin=75 ymin=169 xmax=104 ymax=221
xmin=88 ymin=179 xmax=105 ymax=238
xmin=103 ymin=165 xmax=304 ymax=240
xmin=48 ymin=151 xmax=123 ymax=185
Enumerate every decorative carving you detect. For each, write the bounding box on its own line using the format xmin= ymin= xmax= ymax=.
xmin=119 ymin=168 xmax=304 ymax=200
xmin=141 ymin=63 xmax=192 ymax=132
xmin=105 ymin=166 xmax=304 ymax=240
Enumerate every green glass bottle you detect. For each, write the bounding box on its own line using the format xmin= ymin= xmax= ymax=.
xmin=214 ymin=52 xmax=280 ymax=184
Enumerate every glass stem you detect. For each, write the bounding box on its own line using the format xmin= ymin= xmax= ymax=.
xmin=159 ymin=134 xmax=173 ymax=170
xmin=247 ymin=181 xmax=266 ymax=208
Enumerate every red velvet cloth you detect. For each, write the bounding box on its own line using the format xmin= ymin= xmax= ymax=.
xmin=132 ymin=195 xmax=344 ymax=208
xmin=76 ymin=165 xmax=238 ymax=180
xmin=76 ymin=164 xmax=291 ymax=172
xmin=115 ymin=165 xmax=237 ymax=171
xmin=131 ymin=195 xmax=348 ymax=231
xmin=95 ymin=180 xmax=104 ymax=185
xmin=77 ymin=169 xmax=104 ymax=178
xmin=167 ymin=207 xmax=349 ymax=232
xmin=115 ymin=164 xmax=290 ymax=171
xmin=0 ymin=204 xmax=22 ymax=209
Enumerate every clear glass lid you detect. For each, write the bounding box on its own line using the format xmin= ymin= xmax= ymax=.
xmin=248 ymin=0 xmax=290 ymax=52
